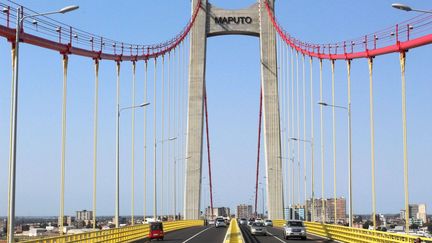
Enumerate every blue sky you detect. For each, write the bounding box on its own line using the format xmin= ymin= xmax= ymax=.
xmin=0 ymin=0 xmax=431 ymax=218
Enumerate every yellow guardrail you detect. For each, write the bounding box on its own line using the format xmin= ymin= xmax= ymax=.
xmin=224 ymin=218 xmax=244 ymax=243
xmin=272 ymin=219 xmax=432 ymax=243
xmin=19 ymin=220 xmax=203 ymax=243
xmin=273 ymin=219 xmax=285 ymax=228
xmin=305 ymin=222 xmax=432 ymax=243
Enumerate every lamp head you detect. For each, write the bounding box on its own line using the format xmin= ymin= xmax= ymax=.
xmin=139 ymin=102 xmax=151 ymax=107
xmin=318 ymin=102 xmax=328 ymax=106
xmin=58 ymin=5 xmax=79 ymax=14
xmin=392 ymin=3 xmax=412 ymax=11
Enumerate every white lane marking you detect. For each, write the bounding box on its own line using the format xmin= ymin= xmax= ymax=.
xmin=266 ymin=231 xmax=287 ymax=243
xmin=182 ymin=226 xmax=213 ymax=243
xmin=270 ymin=228 xmax=329 ymax=243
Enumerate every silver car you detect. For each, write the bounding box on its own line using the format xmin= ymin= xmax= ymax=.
xmin=283 ymin=220 xmax=307 ymax=240
xmin=239 ymin=218 xmax=248 ymax=225
xmin=215 ymin=218 xmax=226 ymax=228
xmin=264 ymin=219 xmax=273 ymax=227
xmin=250 ymin=222 xmax=267 ymax=236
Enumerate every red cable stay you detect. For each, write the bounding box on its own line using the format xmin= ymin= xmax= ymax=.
xmin=204 ymin=86 xmax=214 ymax=219
xmin=254 ymin=87 xmax=263 ymax=217
xmin=264 ymin=0 xmax=432 ymax=60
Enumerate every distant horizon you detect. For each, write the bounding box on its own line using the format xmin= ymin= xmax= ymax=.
xmin=1 ymin=213 xmax=431 ymax=218
xmin=0 ymin=0 xmax=431 ymax=218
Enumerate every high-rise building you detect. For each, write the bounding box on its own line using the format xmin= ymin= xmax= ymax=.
xmin=401 ymin=204 xmax=427 ymax=224
xmin=285 ymin=206 xmax=305 ymax=220
xmin=284 ymin=207 xmax=290 ymax=220
xmin=237 ymin=204 xmax=253 ymax=219
xmin=306 ymin=198 xmax=325 ymax=222
xmin=409 ymin=204 xmax=419 ymax=219
xmin=58 ymin=216 xmax=74 ymax=226
xmin=400 ymin=209 xmax=406 ymax=220
xmin=76 ymin=210 xmax=93 ymax=221
xmin=306 ymin=197 xmax=346 ymax=223
xmin=205 ymin=207 xmax=230 ymax=218
xmin=326 ymin=198 xmax=347 ymax=223
xmin=417 ymin=204 xmax=427 ymax=223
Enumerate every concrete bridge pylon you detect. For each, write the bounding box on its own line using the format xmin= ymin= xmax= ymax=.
xmin=184 ymin=0 xmax=283 ymax=220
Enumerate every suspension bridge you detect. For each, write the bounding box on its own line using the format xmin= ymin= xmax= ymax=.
xmin=1 ymin=0 xmax=432 ymax=242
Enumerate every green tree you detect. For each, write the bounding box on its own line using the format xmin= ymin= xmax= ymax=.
xmin=353 ymin=216 xmax=363 ymax=224
xmin=410 ymin=223 xmax=419 ymax=230
xmin=362 ymin=220 xmax=372 ymax=229
xmin=423 ymin=222 xmax=432 ymax=232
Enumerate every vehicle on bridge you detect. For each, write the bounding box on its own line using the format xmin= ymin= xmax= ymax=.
xmin=247 ymin=218 xmax=255 ymax=226
xmin=215 ymin=218 xmax=227 ymax=228
xmin=144 ymin=217 xmax=161 ymax=224
xmin=250 ymin=222 xmax=267 ymax=236
xmin=264 ymin=219 xmax=273 ymax=227
xmin=223 ymin=216 xmax=231 ymax=225
xmin=283 ymin=220 xmax=307 ymax=240
xmin=255 ymin=218 xmax=264 ymax=223
xmin=239 ymin=218 xmax=248 ymax=225
xmin=148 ymin=222 xmax=164 ymax=240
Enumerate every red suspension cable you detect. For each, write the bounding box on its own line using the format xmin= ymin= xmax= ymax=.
xmin=204 ymin=86 xmax=214 ymax=219
xmin=0 ymin=1 xmax=202 ymax=61
xmin=264 ymin=0 xmax=432 ymax=60
xmin=254 ymin=87 xmax=263 ymax=217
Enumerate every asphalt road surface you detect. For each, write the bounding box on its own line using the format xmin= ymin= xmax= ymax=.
xmin=240 ymin=225 xmax=333 ymax=243
xmin=135 ymin=224 xmax=331 ymax=243
xmin=135 ymin=225 xmax=228 ymax=243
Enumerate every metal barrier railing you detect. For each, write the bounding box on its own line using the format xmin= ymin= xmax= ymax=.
xmin=19 ymin=220 xmax=203 ymax=243
xmin=273 ymin=220 xmax=432 ymax=243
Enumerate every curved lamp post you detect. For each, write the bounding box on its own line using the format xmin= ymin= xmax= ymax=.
xmin=7 ymin=5 xmax=79 ymax=243
xmin=318 ymin=101 xmax=352 ymax=227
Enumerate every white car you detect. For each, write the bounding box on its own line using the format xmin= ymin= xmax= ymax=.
xmin=215 ymin=218 xmax=227 ymax=228
xmin=283 ymin=220 xmax=307 ymax=240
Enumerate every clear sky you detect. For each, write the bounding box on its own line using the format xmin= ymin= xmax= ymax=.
xmin=0 ymin=0 xmax=431 ymax=218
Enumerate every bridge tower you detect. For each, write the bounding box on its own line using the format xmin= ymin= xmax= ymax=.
xmin=185 ymin=0 xmax=283 ymax=219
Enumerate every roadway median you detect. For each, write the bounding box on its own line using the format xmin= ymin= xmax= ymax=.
xmin=223 ymin=218 xmax=245 ymax=243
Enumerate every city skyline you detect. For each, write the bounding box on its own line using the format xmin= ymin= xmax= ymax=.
xmin=0 ymin=0 xmax=431 ymax=220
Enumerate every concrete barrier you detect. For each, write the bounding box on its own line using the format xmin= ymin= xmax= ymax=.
xmin=20 ymin=220 xmax=204 ymax=243
xmin=272 ymin=219 xmax=432 ymax=243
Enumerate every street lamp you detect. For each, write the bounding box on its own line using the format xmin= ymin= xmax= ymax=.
xmin=290 ymin=137 xmax=311 ymax=143
xmin=290 ymin=137 xmax=312 ymax=222
xmin=7 ymin=5 xmax=78 ymax=243
xmin=392 ymin=3 xmax=432 ymax=14
xmin=318 ymin=101 xmax=353 ymax=227
xmin=278 ymin=155 xmax=295 ymax=220
xmin=154 ymin=136 xmax=177 ymax=220
xmin=119 ymin=102 xmax=151 ymax=112
xmin=115 ymin=102 xmax=150 ymax=228
xmin=259 ymin=182 xmax=265 ymax=217
xmin=318 ymin=102 xmax=347 ymax=110
xmin=173 ymin=155 xmax=191 ymax=220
